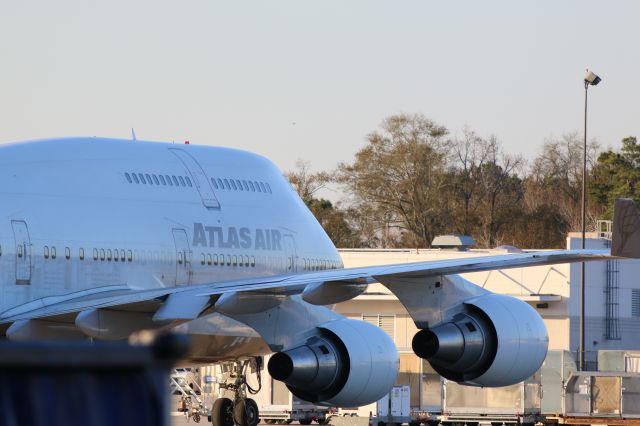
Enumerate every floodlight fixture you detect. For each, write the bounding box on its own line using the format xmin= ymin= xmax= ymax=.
xmin=584 ymin=69 xmax=601 ymax=86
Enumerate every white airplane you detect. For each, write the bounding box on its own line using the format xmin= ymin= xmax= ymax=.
xmin=0 ymin=137 xmax=638 ymax=426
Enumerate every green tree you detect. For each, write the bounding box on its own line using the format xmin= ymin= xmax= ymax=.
xmin=590 ymin=136 xmax=640 ymax=218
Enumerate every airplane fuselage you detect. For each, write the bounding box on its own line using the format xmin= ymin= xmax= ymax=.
xmin=0 ymin=137 xmax=342 ymax=359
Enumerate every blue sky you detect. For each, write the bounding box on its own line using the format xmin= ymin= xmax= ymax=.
xmin=1 ymin=1 xmax=637 ymax=175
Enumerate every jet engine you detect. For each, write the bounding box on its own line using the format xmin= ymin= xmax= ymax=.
xmin=412 ymin=293 xmax=548 ymax=387
xmin=267 ymin=319 xmax=399 ymax=407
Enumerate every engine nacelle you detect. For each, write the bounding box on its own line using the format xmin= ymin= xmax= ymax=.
xmin=412 ymin=294 xmax=548 ymax=387
xmin=268 ymin=319 xmax=399 ymax=407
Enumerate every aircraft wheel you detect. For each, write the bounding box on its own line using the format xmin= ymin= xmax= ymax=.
xmin=212 ymin=398 xmax=234 ymax=426
xmin=233 ymin=398 xmax=259 ymax=426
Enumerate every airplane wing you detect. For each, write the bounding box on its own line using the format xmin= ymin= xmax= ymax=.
xmin=2 ymin=198 xmax=639 ymax=330
xmin=0 ymin=247 xmax=613 ymax=324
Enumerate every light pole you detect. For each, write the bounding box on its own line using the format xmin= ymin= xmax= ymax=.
xmin=580 ymin=69 xmax=601 ymax=371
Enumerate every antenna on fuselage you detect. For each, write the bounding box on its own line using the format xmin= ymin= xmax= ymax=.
xmin=131 ymin=128 xmax=137 ymax=141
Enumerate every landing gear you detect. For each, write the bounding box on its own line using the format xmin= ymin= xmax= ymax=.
xmin=211 ymin=398 xmax=234 ymax=426
xmin=211 ymin=358 xmax=263 ymax=426
xmin=233 ymin=398 xmax=259 ymax=426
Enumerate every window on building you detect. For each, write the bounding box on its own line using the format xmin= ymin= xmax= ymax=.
xmin=363 ymin=314 xmax=395 ymax=339
xmin=633 ymin=289 xmax=640 ymax=317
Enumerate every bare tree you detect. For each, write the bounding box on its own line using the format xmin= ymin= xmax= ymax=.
xmin=337 ymin=113 xmax=450 ymax=247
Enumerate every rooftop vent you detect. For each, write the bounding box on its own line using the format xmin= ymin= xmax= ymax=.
xmin=431 ymin=234 xmax=475 ymax=251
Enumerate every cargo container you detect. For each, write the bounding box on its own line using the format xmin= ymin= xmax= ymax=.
xmin=439 ymin=371 xmax=542 ymax=426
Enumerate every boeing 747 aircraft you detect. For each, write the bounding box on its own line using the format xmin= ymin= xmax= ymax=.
xmin=0 ymin=137 xmax=638 ymax=426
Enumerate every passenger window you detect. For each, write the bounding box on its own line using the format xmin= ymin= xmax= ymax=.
xmin=223 ymin=179 xmax=230 ymax=190
xmin=127 ymin=250 xmax=133 ymax=262
xmin=172 ymin=176 xmax=179 ymax=186
xmin=51 ymin=247 xmax=56 ymax=260
xmin=17 ymin=245 xmax=23 ymax=258
xmin=259 ymin=182 xmax=267 ymax=193
xmin=244 ymin=255 xmax=250 ymax=266
xmin=65 ymin=247 xmax=70 ymax=260
xmin=232 ymin=255 xmax=237 ymax=266
xmin=152 ymin=174 xmax=160 ymax=185
xmin=44 ymin=246 xmax=49 ymax=259
xmin=242 ymin=180 xmax=249 ymax=191
xmin=207 ymin=254 xmax=212 ymax=266
xmin=93 ymin=249 xmax=98 ymax=260
xmin=79 ymin=248 xmax=85 ymax=260
xmin=166 ymin=175 xmax=173 ymax=186
xmin=120 ymin=249 xmax=125 ymax=261
xmin=107 ymin=249 xmax=112 ymax=261
xmin=185 ymin=176 xmax=193 ymax=187
xmin=178 ymin=252 xmax=183 ymax=264
xmin=217 ymin=178 xmax=224 ymax=189
xmin=179 ymin=176 xmax=186 ymax=186
xmin=138 ymin=173 xmax=146 ymax=184
xmin=213 ymin=254 xmax=218 ymax=265
xmin=125 ymin=173 xmax=132 ymax=183
xmin=226 ymin=255 xmax=231 ymax=266
xmin=113 ymin=249 xmax=118 ymax=262
xmin=248 ymin=181 xmax=255 ymax=191
xmin=100 ymin=249 xmax=105 ymax=261
xmin=255 ymin=181 xmax=262 ymax=192
xmin=211 ymin=178 xmax=219 ymax=189
xmin=235 ymin=179 xmax=243 ymax=191
xmin=145 ymin=174 xmax=152 ymax=184
xmin=132 ymin=173 xmax=139 ymax=184
xmin=230 ymin=180 xmax=237 ymax=190
xmin=251 ymin=256 xmax=256 ymax=267
xmin=159 ymin=175 xmax=166 ymax=185
xmin=265 ymin=182 xmax=272 ymax=194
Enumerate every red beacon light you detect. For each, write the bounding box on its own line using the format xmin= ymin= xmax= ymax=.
xmin=184 ymin=140 xmax=190 ymax=145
